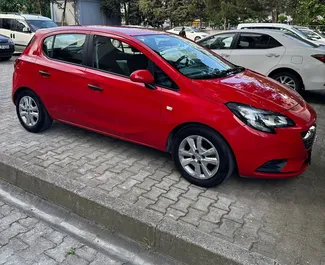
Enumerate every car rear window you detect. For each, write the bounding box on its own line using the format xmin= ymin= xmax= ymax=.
xmin=42 ymin=33 xmax=86 ymax=65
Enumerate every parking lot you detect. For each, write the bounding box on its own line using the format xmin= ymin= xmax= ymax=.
xmin=1 ymin=57 xmax=325 ymax=265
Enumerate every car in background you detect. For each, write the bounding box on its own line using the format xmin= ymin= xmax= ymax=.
xmin=12 ymin=26 xmax=317 ymax=187
xmin=295 ymin=26 xmax=325 ymax=42
xmin=0 ymin=14 xmax=57 ymax=52
xmin=237 ymin=23 xmax=325 ymax=46
xmin=198 ymin=29 xmax=325 ymax=92
xmin=166 ymin=27 xmax=209 ymax=41
xmin=0 ymin=34 xmax=14 ymax=61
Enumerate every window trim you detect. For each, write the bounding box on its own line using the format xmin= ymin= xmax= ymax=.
xmin=234 ymin=32 xmax=283 ymax=50
xmin=41 ymin=32 xmax=89 ymax=67
xmin=87 ymin=33 xmax=179 ymax=91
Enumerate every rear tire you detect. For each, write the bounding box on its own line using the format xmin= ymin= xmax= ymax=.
xmin=172 ymin=126 xmax=235 ymax=187
xmin=16 ymin=90 xmax=53 ymax=133
xmin=194 ymin=36 xmax=201 ymax=42
xmin=270 ymin=71 xmax=303 ymax=93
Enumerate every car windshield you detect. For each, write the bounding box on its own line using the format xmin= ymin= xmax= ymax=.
xmin=27 ymin=20 xmax=57 ymax=32
xmin=135 ymin=34 xmax=243 ymax=79
xmin=284 ymin=33 xmax=319 ymax=48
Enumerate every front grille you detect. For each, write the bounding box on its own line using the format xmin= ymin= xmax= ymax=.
xmin=301 ymin=126 xmax=316 ymax=150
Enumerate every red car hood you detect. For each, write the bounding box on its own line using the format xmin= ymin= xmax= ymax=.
xmin=193 ymin=70 xmax=306 ymax=112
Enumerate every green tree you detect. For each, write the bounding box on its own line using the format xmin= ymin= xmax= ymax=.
xmin=101 ymin=0 xmax=122 ymax=25
xmin=138 ymin=0 xmax=166 ymax=27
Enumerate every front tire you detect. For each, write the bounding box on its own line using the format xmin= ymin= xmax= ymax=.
xmin=194 ymin=36 xmax=201 ymax=42
xmin=16 ymin=90 xmax=53 ymax=133
xmin=172 ymin=126 xmax=235 ymax=187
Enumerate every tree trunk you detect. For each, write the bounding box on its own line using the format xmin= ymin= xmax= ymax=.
xmin=123 ymin=3 xmax=129 ymax=25
xmin=61 ymin=0 xmax=68 ymax=26
xmin=37 ymin=0 xmax=42 ymax=15
xmin=223 ymin=17 xmax=228 ymax=30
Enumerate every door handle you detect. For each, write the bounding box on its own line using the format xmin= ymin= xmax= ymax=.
xmin=88 ymin=84 xmax=103 ymax=91
xmin=39 ymin=70 xmax=50 ymax=77
xmin=266 ymin=53 xmax=280 ymax=57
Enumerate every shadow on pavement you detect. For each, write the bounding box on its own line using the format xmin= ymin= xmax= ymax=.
xmin=304 ymin=90 xmax=325 ymax=105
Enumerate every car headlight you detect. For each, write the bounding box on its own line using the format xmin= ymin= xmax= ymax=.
xmin=226 ymin=102 xmax=295 ymax=133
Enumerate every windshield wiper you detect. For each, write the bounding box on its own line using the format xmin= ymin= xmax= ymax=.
xmin=220 ymin=66 xmax=245 ymax=76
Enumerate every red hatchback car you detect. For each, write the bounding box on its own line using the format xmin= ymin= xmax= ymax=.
xmin=13 ymin=26 xmax=317 ymax=187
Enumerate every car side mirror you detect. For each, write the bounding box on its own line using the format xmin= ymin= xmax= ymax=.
xmin=130 ymin=70 xmax=154 ymax=84
xmin=23 ymin=27 xmax=30 ymax=33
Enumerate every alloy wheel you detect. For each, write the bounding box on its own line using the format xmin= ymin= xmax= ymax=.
xmin=178 ymin=135 xmax=220 ymax=180
xmin=275 ymin=75 xmax=296 ymax=90
xmin=18 ymin=96 xmax=39 ymax=127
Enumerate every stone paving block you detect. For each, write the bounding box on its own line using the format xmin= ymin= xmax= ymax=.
xmin=148 ymin=170 xmax=168 ymax=181
xmin=170 ymin=197 xmax=193 ymax=213
xmin=45 ymin=237 xmax=83 ymax=263
xmin=0 ymin=211 xmax=27 ymax=232
xmin=250 ymin=229 xmax=278 ymax=259
xmin=165 ymin=208 xmax=186 ymax=220
xmin=142 ymin=187 xmax=167 ymax=201
xmin=161 ymin=187 xmax=185 ymax=202
xmin=154 ymin=177 xmax=177 ymax=191
xmin=108 ymin=187 xmax=128 ymax=198
xmin=165 ymin=172 xmax=182 ymax=182
xmin=198 ymin=220 xmax=218 ymax=234
xmin=117 ymin=179 xmax=139 ymax=191
xmin=0 ymin=222 xmax=29 ymax=245
xmin=0 ymin=238 xmax=28 ymax=263
xmin=129 ymin=170 xmax=151 ymax=182
xmin=125 ymin=162 xmax=144 ymax=174
xmin=135 ymin=178 xmax=159 ymax=191
xmin=212 ymin=196 xmax=234 ymax=211
xmin=179 ymin=207 xmax=205 ymax=227
xmin=75 ymin=245 xmax=97 ymax=262
xmin=3 ymin=254 xmax=28 ymax=265
xmin=149 ymin=197 xmax=174 ymax=214
xmin=43 ymin=230 xmax=66 ymax=245
xmin=109 ymin=163 xmax=130 ymax=174
xmin=201 ymin=207 xmax=227 ymax=224
xmin=191 ymin=196 xmax=215 ymax=212
xmin=18 ymin=222 xmax=54 ymax=245
xmin=224 ymin=205 xmax=249 ymax=224
xmin=213 ymin=219 xmax=243 ymax=243
xmin=182 ymin=186 xmax=204 ymax=200
xmin=0 ymin=205 xmax=13 ymax=216
xmin=18 ymin=237 xmax=56 ymax=264
xmin=32 ymin=254 xmax=58 ymax=265
xmin=119 ymin=187 xmax=147 ymax=203
xmin=134 ymin=196 xmax=156 ymax=209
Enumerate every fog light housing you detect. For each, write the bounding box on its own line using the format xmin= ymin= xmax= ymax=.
xmin=256 ymin=159 xmax=287 ymax=173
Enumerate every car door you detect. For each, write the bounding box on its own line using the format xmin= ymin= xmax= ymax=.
xmin=10 ymin=19 xmax=32 ymax=52
xmin=229 ymin=33 xmax=285 ymax=75
xmin=35 ymin=32 xmax=90 ymax=124
xmin=0 ymin=18 xmax=13 ymax=39
xmin=83 ymin=34 xmax=162 ymax=146
xmin=199 ymin=32 xmax=237 ymax=59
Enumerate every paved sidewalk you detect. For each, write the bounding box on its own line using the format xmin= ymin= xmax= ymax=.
xmin=0 ymin=200 xmax=122 ymax=265
xmin=1 ymin=59 xmax=325 ymax=265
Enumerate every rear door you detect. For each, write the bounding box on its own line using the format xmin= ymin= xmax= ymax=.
xmin=229 ymin=33 xmax=286 ymax=75
xmin=10 ymin=19 xmax=32 ymax=52
xmin=199 ymin=32 xmax=237 ymax=60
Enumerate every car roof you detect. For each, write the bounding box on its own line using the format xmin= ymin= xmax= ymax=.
xmin=205 ymin=29 xmax=287 ymax=36
xmin=0 ymin=13 xmax=51 ymax=20
xmin=238 ymin=23 xmax=293 ymax=29
xmin=38 ymin=26 xmax=165 ymax=37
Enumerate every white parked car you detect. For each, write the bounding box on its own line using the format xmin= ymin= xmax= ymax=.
xmin=198 ymin=29 xmax=325 ymax=92
xmin=237 ymin=23 xmax=325 ymax=46
xmin=0 ymin=14 xmax=57 ymax=52
xmin=167 ymin=27 xmax=209 ymax=41
xmin=295 ymin=26 xmax=325 ymax=42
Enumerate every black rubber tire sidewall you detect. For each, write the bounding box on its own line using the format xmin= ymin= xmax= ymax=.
xmin=271 ymin=71 xmax=302 ymax=93
xmin=15 ymin=90 xmax=52 ymax=133
xmin=172 ymin=126 xmax=235 ymax=188
xmin=194 ymin=37 xmax=201 ymax=41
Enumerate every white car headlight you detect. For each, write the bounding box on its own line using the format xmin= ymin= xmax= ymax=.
xmin=227 ymin=102 xmax=295 ymax=133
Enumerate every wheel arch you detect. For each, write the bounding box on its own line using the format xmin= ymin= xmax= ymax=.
xmin=165 ymin=122 xmax=238 ymax=169
xmin=13 ymin=87 xmax=36 ymax=105
xmin=268 ymin=67 xmax=304 ymax=89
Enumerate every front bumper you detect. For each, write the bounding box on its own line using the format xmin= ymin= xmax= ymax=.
xmin=0 ymin=44 xmax=15 ymax=58
xmin=229 ymin=106 xmax=317 ymax=179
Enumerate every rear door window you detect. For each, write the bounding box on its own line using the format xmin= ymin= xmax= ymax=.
xmin=50 ymin=34 xmax=86 ymax=65
xmin=0 ymin=18 xmax=12 ymax=30
xmin=236 ymin=33 xmax=282 ymax=49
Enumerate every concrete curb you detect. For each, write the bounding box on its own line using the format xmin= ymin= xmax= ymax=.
xmin=0 ymin=153 xmax=275 ymax=265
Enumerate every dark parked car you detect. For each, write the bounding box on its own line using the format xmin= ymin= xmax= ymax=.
xmin=0 ymin=34 xmax=14 ymax=61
